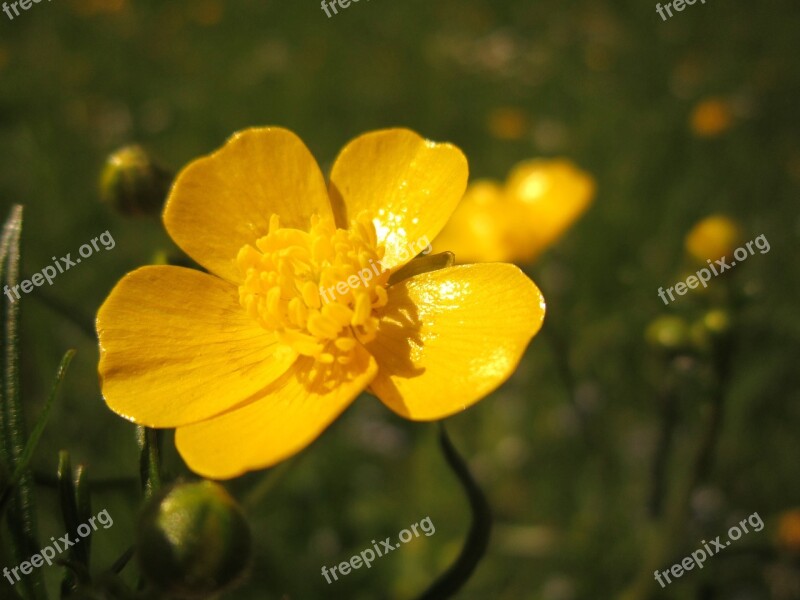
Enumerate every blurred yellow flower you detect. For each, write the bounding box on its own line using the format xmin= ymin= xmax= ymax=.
xmin=777 ymin=509 xmax=800 ymax=553
xmin=684 ymin=214 xmax=742 ymax=263
xmin=690 ymin=97 xmax=733 ymax=137
xmin=433 ymin=159 xmax=595 ymax=264
xmin=97 ymin=128 xmax=546 ymax=479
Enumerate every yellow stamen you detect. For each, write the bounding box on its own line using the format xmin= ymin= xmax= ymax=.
xmin=237 ymin=213 xmax=391 ymax=363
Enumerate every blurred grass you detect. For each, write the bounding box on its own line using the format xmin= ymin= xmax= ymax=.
xmin=1 ymin=0 xmax=799 ymax=598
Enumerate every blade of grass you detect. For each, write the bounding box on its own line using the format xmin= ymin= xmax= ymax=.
xmin=0 ymin=351 xmax=75 ymax=513
xmin=1 ymin=205 xmax=47 ymax=600
xmin=0 ymin=206 xmax=21 ymax=483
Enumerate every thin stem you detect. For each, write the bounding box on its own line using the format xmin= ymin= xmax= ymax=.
xmin=136 ymin=426 xmax=162 ymax=500
xmin=648 ymin=370 xmax=679 ymax=518
xmin=415 ymin=424 xmax=491 ymax=600
xmin=244 ymin=456 xmax=297 ymax=510
xmin=621 ymin=344 xmax=734 ymax=600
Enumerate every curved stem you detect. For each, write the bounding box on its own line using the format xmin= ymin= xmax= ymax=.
xmin=415 ymin=424 xmax=491 ymax=600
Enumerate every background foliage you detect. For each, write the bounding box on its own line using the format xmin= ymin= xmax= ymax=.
xmin=1 ymin=0 xmax=799 ymax=598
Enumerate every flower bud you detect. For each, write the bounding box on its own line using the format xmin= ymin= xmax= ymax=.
xmin=645 ymin=315 xmax=691 ymax=353
xmin=137 ymin=481 xmax=252 ymax=598
xmin=690 ymin=309 xmax=732 ymax=352
xmin=99 ymin=145 xmax=172 ymax=217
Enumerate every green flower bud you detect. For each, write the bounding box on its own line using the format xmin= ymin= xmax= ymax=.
xmin=645 ymin=315 xmax=691 ymax=353
xmin=701 ymin=309 xmax=731 ymax=336
xmin=137 ymin=481 xmax=252 ymax=598
xmin=99 ymin=145 xmax=172 ymax=217
xmin=690 ymin=309 xmax=732 ymax=352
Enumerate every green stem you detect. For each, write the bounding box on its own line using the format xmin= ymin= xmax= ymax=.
xmin=244 ymin=456 xmax=298 ymax=510
xmin=136 ymin=426 xmax=162 ymax=499
xmin=621 ymin=344 xmax=733 ymax=600
xmin=415 ymin=424 xmax=491 ymax=600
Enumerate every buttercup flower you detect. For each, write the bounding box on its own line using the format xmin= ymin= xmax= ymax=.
xmin=684 ymin=214 xmax=742 ymax=264
xmin=432 ymin=159 xmax=595 ymax=264
xmin=97 ymin=128 xmax=545 ymax=479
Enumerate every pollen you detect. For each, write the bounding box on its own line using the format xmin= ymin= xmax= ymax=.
xmin=237 ymin=213 xmax=391 ymax=364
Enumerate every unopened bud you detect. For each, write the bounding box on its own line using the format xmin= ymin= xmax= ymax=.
xmin=100 ymin=145 xmax=172 ymax=216
xmin=646 ymin=315 xmax=691 ymax=353
xmin=690 ymin=309 xmax=732 ymax=352
xmin=137 ymin=481 xmax=252 ymax=598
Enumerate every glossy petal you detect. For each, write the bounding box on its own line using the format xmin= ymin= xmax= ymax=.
xmin=366 ymin=264 xmax=545 ymax=420
xmin=164 ymin=128 xmax=332 ymax=283
xmin=328 ymin=129 xmax=468 ymax=271
xmin=97 ymin=266 xmax=297 ymax=428
xmin=175 ymin=347 xmax=378 ymax=479
xmin=431 ymin=180 xmax=515 ymax=262
xmin=504 ymin=159 xmax=595 ymax=262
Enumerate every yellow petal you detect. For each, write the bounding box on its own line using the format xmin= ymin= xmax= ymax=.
xmin=503 ymin=159 xmax=595 ymax=262
xmin=164 ymin=128 xmax=332 ymax=283
xmin=431 ymin=180 xmax=514 ymax=263
xmin=684 ymin=214 xmax=742 ymax=263
xmin=175 ymin=347 xmax=378 ymax=479
xmin=97 ymin=266 xmax=297 ymax=428
xmin=366 ymin=264 xmax=545 ymax=420
xmin=328 ymin=128 xmax=468 ymax=271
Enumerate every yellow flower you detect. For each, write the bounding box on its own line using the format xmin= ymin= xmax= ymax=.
xmin=684 ymin=214 xmax=742 ymax=263
xmin=690 ymin=98 xmax=733 ymax=138
xmin=97 ymin=128 xmax=546 ymax=479
xmin=432 ymin=159 xmax=595 ymax=263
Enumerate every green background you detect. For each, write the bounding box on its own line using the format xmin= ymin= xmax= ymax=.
xmin=1 ymin=0 xmax=799 ymax=598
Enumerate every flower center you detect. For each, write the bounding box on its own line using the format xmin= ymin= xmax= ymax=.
xmin=236 ymin=213 xmax=390 ymax=364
